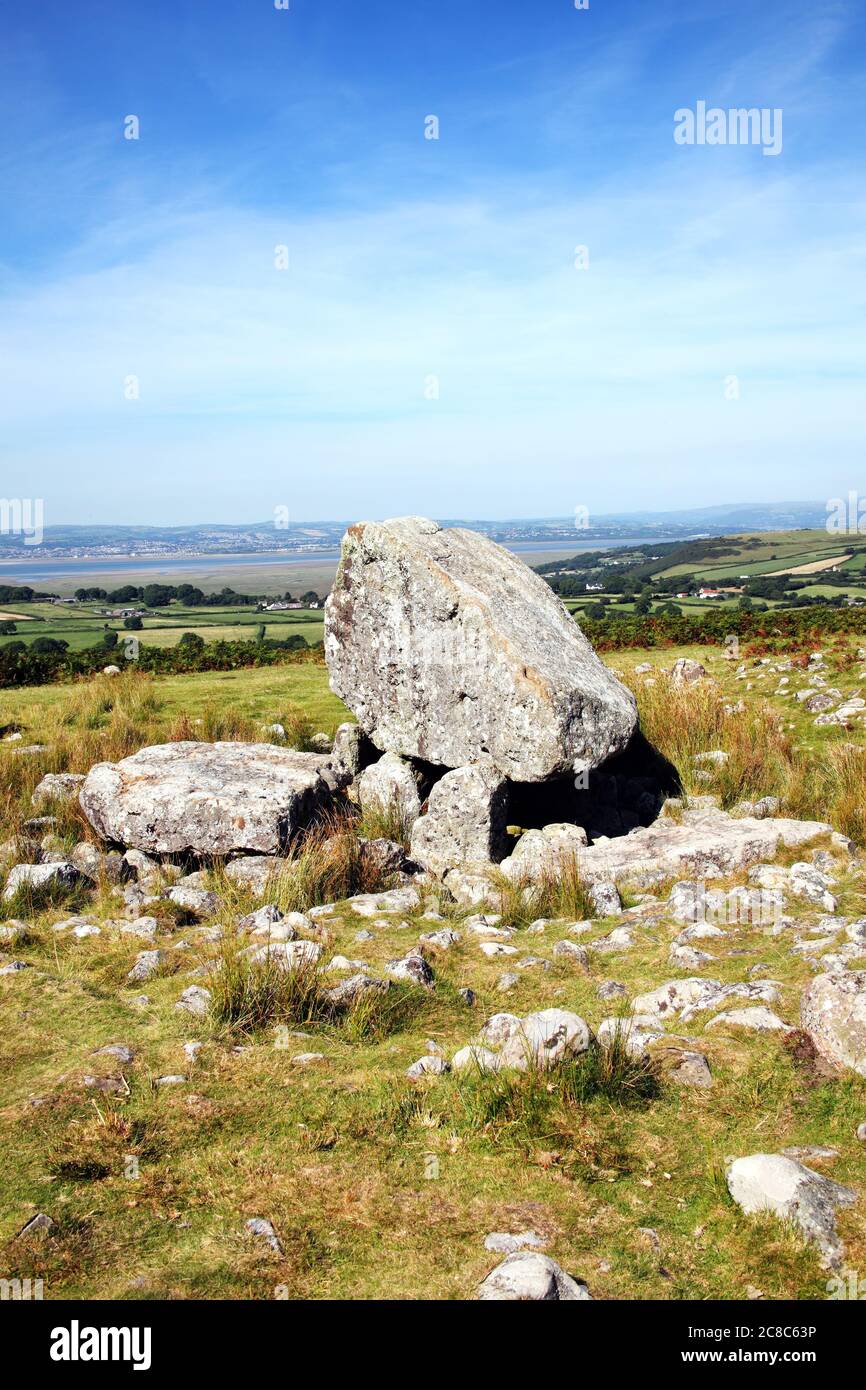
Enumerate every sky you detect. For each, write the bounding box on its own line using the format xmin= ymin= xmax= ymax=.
xmin=0 ymin=0 xmax=864 ymax=527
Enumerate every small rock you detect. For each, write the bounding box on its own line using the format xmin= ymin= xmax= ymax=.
xmin=483 ymin=1230 xmax=547 ymax=1254
xmin=175 ymin=985 xmax=212 ymax=1017
xmin=406 ymin=1055 xmax=450 ymax=1079
xmin=478 ymin=1252 xmax=591 ymax=1301
xmin=245 ymin=1217 xmax=283 ymax=1254
xmin=726 ymin=1153 xmax=856 ymax=1268
xmin=127 ymin=950 xmax=165 ymax=983
xmin=92 ymin=1044 xmax=134 ymax=1064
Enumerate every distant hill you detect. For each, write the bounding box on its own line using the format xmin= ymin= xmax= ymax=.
xmin=0 ymin=502 xmax=829 ymax=559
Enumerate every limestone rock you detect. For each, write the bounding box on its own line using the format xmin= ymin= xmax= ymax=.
xmin=358 ymin=752 xmax=424 ymax=824
xmin=478 ymin=1252 xmax=591 ymax=1301
xmin=3 ymin=860 xmax=92 ymax=901
xmin=80 ymin=741 xmax=333 ymax=855
xmin=726 ymin=1153 xmax=856 ymax=1268
xmin=501 ymin=824 xmax=588 ymax=880
xmin=31 ymin=772 xmax=85 ymax=806
xmin=410 ymin=762 xmax=508 ymax=875
xmin=325 ymin=516 xmax=637 ymax=780
xmin=578 ymin=805 xmax=833 ymax=891
xmin=801 ymin=971 xmax=866 ymax=1076
xmin=472 ymin=1007 xmax=591 ymax=1071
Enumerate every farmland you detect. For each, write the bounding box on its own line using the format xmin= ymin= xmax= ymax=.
xmin=0 ymin=600 xmax=325 ymax=654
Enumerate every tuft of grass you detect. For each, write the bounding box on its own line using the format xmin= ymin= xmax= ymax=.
xmin=209 ymin=947 xmax=326 ymax=1034
xmin=491 ymin=853 xmax=594 ymax=926
xmin=167 ymin=702 xmax=257 ymax=743
xmin=357 ymin=800 xmax=415 ymax=851
xmin=561 ymin=1032 xmax=661 ymax=1107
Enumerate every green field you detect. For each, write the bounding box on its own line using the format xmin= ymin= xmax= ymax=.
xmin=0 ymin=601 xmax=325 ymax=653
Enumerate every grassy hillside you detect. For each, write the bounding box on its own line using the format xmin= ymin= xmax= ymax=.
xmin=1 ymin=644 xmax=866 ymax=1299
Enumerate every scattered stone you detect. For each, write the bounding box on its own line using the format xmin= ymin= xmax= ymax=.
xmin=418 ymin=928 xmax=460 ymax=950
xmin=458 ymin=987 xmax=476 ymax=1006
xmin=670 ymin=658 xmax=707 ymax=686
xmin=31 ymin=772 xmax=85 ymax=806
xmin=478 ymin=1252 xmax=591 ymax=1301
xmin=467 ymin=1008 xmax=591 ymax=1071
xmin=0 ymin=959 xmax=30 ymax=975
xmin=167 ymin=886 xmax=221 ymax=919
xmin=587 ymin=880 xmax=622 ymax=917
xmin=497 ymin=971 xmax=520 ymax=992
xmin=726 ymin=1153 xmax=856 ymax=1268
xmin=17 ymin=1212 xmax=55 ymax=1238
xmin=406 ymin=1055 xmax=450 ymax=1079
xmin=664 ymin=1048 xmax=713 ymax=1088
xmin=324 ymin=972 xmax=389 ymax=1008
xmin=348 ymin=886 xmax=420 ymax=917
xmin=705 ymin=1006 xmax=791 ymax=1034
xmin=175 ymin=985 xmax=212 ymax=1017
xmin=245 ymin=1217 xmax=283 ymax=1255
xmin=480 ymin=941 xmax=519 ymax=958
xmin=3 ymin=860 xmax=92 ymax=901
xmin=598 ymin=1014 xmax=665 ymax=1057
xmin=93 ymin=1044 xmax=134 ymax=1064
xmin=385 ymin=951 xmax=435 ymax=988
xmin=553 ymin=939 xmax=588 ymax=967
xmin=121 ymin=916 xmax=159 ymax=941
xmin=248 ymin=940 xmax=322 ymax=971
xmin=183 ymin=1041 xmax=203 ymax=1063
xmin=291 ymin=1053 xmax=325 ymax=1067
xmin=127 ymin=950 xmax=165 ymax=983
xmin=238 ymin=904 xmax=286 ymax=934
xmin=483 ymin=1231 xmax=547 ymax=1254
xmin=83 ymin=1075 xmax=125 ymax=1094
xmin=597 ymin=980 xmax=626 ymax=1001
xmin=156 ymin=1074 xmax=187 ymax=1086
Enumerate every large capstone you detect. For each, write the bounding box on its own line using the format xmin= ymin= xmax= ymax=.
xmin=80 ymin=742 xmax=332 ymax=855
xmin=325 ymin=516 xmax=637 ymax=780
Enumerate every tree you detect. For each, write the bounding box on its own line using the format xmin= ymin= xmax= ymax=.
xmin=102 ymin=630 xmax=119 ymax=649
xmin=634 ymin=593 xmax=652 ymax=615
xmin=178 ymin=632 xmax=205 ymax=652
xmin=300 ymin=590 xmax=319 ymax=606
xmin=124 ymin=615 xmax=143 ymax=630
xmin=255 ymin=623 xmax=266 ymax=643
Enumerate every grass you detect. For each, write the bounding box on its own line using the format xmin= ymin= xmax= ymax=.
xmin=492 ymin=854 xmax=595 ymax=926
xmin=1 ymin=638 xmax=866 ymax=1299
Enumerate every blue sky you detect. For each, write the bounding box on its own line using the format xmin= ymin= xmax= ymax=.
xmin=1 ymin=0 xmax=864 ymax=526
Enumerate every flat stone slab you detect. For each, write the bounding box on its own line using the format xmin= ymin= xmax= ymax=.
xmin=80 ymin=741 xmax=332 ymax=855
xmin=504 ymin=805 xmax=836 ymax=888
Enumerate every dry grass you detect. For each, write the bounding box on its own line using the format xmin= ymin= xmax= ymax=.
xmin=623 ymin=666 xmax=866 ymax=838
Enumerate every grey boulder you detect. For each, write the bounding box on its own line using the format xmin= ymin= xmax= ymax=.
xmin=80 ymin=741 xmax=332 ymax=855
xmin=478 ymin=1252 xmax=591 ymax=1301
xmin=726 ymin=1153 xmax=856 ymax=1268
xmin=801 ymin=971 xmax=866 ymax=1076
xmin=325 ymin=516 xmax=636 ymax=780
